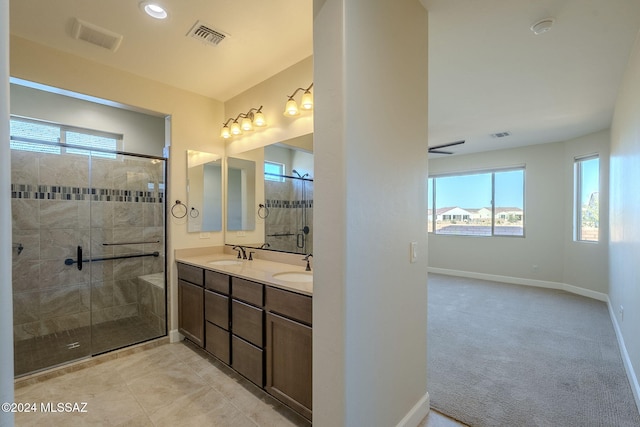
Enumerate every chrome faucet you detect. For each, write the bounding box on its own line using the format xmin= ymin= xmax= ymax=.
xmin=302 ymin=253 xmax=313 ymax=271
xmin=233 ymin=245 xmax=247 ymax=259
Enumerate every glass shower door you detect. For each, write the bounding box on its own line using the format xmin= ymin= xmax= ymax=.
xmin=88 ymin=153 xmax=166 ymax=355
xmin=11 ymin=140 xmax=94 ymax=375
xmin=11 ymin=122 xmax=166 ymax=376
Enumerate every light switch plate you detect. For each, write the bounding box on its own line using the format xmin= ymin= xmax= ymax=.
xmin=410 ymin=241 xmax=418 ymax=263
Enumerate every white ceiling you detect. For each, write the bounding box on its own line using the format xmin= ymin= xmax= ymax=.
xmin=9 ymin=0 xmax=640 ymax=156
xmin=9 ymin=0 xmax=313 ymax=102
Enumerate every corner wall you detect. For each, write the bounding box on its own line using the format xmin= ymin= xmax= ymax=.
xmin=314 ymin=1 xmax=429 ymax=425
xmin=609 ymin=29 xmax=640 ymax=408
xmin=429 ymin=130 xmax=610 ymax=298
xmin=1 ymin=0 xmax=15 ymax=424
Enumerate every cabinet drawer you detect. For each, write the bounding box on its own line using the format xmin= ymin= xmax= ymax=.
xmin=232 ymin=300 xmax=263 ymax=347
xmin=205 ymin=270 xmax=229 ymax=294
xmin=265 ymin=287 xmax=312 ymax=325
xmin=205 ymin=290 xmax=229 ymax=330
xmin=232 ymin=335 xmax=263 ymax=387
xmin=205 ymin=321 xmax=230 ymax=364
xmin=232 ymin=277 xmax=263 ymax=307
xmin=177 ymin=263 xmax=203 ymax=286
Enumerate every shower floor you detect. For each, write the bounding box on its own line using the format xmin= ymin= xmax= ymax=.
xmin=14 ymin=316 xmax=164 ymax=377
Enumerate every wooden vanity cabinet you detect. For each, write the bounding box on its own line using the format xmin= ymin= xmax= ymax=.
xmin=265 ymin=287 xmax=312 ymax=420
xmin=177 ymin=263 xmax=204 ymax=347
xmin=177 ymin=261 xmax=313 ymax=420
xmin=204 ymin=270 xmax=231 ymax=364
xmin=230 ymin=277 xmax=265 ymax=387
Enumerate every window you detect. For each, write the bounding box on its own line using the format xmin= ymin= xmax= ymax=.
xmin=264 ymin=160 xmax=285 ymax=182
xmin=428 ymin=167 xmax=525 ymax=237
xmin=10 ymin=116 xmax=121 ymax=158
xmin=574 ymin=155 xmax=599 ymax=242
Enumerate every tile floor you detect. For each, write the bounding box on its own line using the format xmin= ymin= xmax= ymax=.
xmin=14 ymin=340 xmax=465 ymax=426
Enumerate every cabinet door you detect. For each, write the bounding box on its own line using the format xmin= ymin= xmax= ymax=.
xmin=266 ymin=312 xmax=312 ymax=420
xmin=178 ymin=280 xmax=204 ymax=347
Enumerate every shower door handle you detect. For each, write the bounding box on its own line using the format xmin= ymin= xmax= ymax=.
xmin=77 ymin=246 xmax=83 ymax=271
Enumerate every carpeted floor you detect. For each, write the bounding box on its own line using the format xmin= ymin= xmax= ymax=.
xmin=427 ymin=273 xmax=640 ymax=427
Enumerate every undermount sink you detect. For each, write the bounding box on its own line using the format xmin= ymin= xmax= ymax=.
xmin=208 ymin=259 xmax=243 ymax=266
xmin=272 ymin=271 xmax=313 ymax=283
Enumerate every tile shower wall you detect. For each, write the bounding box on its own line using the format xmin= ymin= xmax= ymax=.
xmin=264 ymin=179 xmax=313 ymax=254
xmin=11 ymin=149 xmax=166 ymax=344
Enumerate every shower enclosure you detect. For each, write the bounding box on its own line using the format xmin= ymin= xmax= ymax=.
xmin=10 ymin=124 xmax=167 ymax=377
xmin=263 ymin=171 xmax=313 ymax=254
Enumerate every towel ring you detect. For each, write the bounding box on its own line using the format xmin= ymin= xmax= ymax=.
xmin=190 ymin=207 xmax=200 ymax=218
xmin=171 ymin=200 xmax=188 ymax=219
xmin=258 ymin=203 xmax=270 ymax=219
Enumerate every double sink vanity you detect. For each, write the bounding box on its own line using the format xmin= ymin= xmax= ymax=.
xmin=176 ymin=249 xmax=313 ymax=420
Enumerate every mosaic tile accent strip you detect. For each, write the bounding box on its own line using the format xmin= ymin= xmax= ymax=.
xmin=265 ymin=199 xmax=313 ymax=209
xmin=11 ymin=184 xmax=164 ymax=203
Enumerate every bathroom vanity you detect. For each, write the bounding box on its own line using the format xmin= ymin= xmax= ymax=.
xmin=176 ymin=253 xmax=312 ymax=420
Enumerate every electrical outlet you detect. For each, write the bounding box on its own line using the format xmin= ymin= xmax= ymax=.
xmin=236 ymin=231 xmax=246 ymax=237
xmin=199 ymin=232 xmax=210 ymax=239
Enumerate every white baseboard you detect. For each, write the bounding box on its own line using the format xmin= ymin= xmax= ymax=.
xmin=169 ymin=329 xmax=183 ymax=343
xmin=427 ymin=267 xmax=608 ymax=302
xmin=395 ymin=392 xmax=430 ymax=427
xmin=607 ymin=299 xmax=640 ymax=413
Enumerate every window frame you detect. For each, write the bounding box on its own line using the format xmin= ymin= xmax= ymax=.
xmin=264 ymin=160 xmax=286 ymax=182
xmin=428 ymin=166 xmax=526 ymax=237
xmin=9 ymin=116 xmax=123 ymax=158
xmin=574 ymin=154 xmax=600 ymax=243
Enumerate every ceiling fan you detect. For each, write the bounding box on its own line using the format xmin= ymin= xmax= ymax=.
xmin=428 ymin=140 xmax=465 ymax=155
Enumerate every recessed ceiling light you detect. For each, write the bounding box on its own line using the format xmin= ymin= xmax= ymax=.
xmin=140 ymin=2 xmax=168 ymax=20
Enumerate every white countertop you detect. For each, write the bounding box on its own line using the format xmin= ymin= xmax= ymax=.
xmin=176 ymin=253 xmax=313 ymax=296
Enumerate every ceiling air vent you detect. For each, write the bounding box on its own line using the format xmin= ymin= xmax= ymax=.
xmin=187 ymin=21 xmax=227 ymax=46
xmin=491 ymin=131 xmax=511 ymax=138
xmin=71 ymin=18 xmax=123 ymax=52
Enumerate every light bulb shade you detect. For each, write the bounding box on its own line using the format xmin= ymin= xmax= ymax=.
xmin=241 ymin=117 xmax=253 ymax=131
xmin=230 ymin=121 xmax=242 ymax=135
xmin=300 ymin=91 xmax=314 ymax=110
xmin=220 ymin=125 xmax=231 ymax=139
xmin=253 ymin=111 xmax=266 ymax=127
xmin=284 ymin=99 xmax=300 ymax=116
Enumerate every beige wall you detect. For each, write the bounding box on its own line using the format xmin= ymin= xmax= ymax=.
xmin=10 ymin=35 xmax=226 ymax=335
xmin=429 ymin=129 xmax=610 ymax=297
xmin=224 ymin=56 xmax=313 ymax=156
xmin=610 ymin=29 xmax=640 ymax=408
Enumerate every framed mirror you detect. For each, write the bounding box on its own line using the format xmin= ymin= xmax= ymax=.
xmin=187 ymin=150 xmax=223 ymax=232
xmin=227 ymin=157 xmax=256 ymax=231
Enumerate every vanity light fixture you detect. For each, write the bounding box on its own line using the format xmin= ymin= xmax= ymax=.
xmin=140 ymin=2 xmax=168 ymax=20
xmin=220 ymin=106 xmax=267 ymax=139
xmin=283 ymin=83 xmax=313 ymax=117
